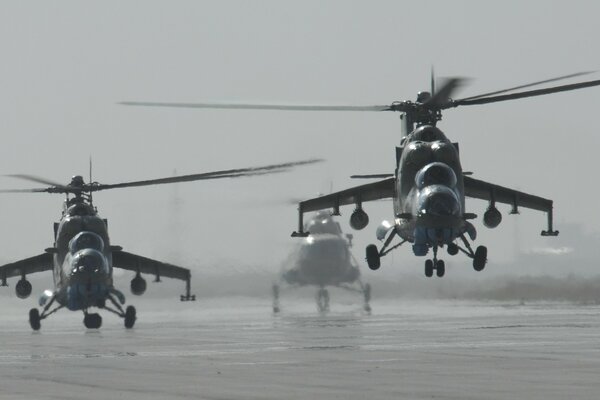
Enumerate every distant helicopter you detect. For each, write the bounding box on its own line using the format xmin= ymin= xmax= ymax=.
xmin=0 ymin=159 xmax=321 ymax=330
xmin=120 ymin=71 xmax=600 ymax=277
xmin=273 ymin=211 xmax=370 ymax=313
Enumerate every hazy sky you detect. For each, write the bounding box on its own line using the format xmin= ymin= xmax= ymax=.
xmin=0 ymin=1 xmax=599 ymax=280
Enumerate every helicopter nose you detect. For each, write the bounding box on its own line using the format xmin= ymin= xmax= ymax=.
xmin=418 ymin=186 xmax=461 ymax=217
xmin=69 ymin=249 xmax=109 ymax=279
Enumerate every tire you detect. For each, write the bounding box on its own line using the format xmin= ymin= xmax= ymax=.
xmin=124 ymin=306 xmax=136 ymax=329
xmin=363 ymin=283 xmax=371 ymax=303
xmin=366 ymin=244 xmax=381 ymax=270
xmin=84 ymin=313 xmax=102 ymax=329
xmin=425 ymin=259 xmax=434 ymax=277
xmin=473 ymin=246 xmax=487 ymax=271
xmin=436 ymin=260 xmax=445 ymax=277
xmin=29 ymin=308 xmax=41 ymax=331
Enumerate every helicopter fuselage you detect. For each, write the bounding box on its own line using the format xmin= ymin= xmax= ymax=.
xmin=391 ymin=125 xmax=471 ymax=256
xmin=50 ymin=201 xmax=115 ymax=311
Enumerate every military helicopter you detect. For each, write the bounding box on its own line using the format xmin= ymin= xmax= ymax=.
xmin=0 ymin=159 xmax=321 ymax=330
xmin=273 ymin=210 xmax=370 ymax=313
xmin=120 ymin=71 xmax=600 ymax=277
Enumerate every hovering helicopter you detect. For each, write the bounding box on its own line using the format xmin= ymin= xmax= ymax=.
xmin=0 ymin=159 xmax=321 ymax=330
xmin=120 ymin=71 xmax=600 ymax=277
xmin=273 ymin=210 xmax=370 ymax=313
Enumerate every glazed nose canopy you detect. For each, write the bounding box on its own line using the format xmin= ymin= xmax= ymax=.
xmin=418 ymin=186 xmax=461 ymax=217
xmin=69 ymin=231 xmax=105 ymax=253
xmin=70 ymin=249 xmax=109 ymax=276
xmin=415 ymin=162 xmax=457 ymax=189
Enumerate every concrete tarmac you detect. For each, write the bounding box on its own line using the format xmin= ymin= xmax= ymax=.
xmin=1 ymin=297 xmax=599 ymax=399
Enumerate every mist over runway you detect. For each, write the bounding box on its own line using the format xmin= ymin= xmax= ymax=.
xmin=1 ymin=295 xmax=600 ymax=400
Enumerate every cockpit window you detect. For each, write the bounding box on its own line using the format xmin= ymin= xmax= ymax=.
xmin=69 ymin=231 xmax=105 ymax=253
xmin=410 ymin=126 xmax=446 ymax=142
xmin=306 ymin=214 xmax=342 ymax=235
xmin=70 ymin=249 xmax=109 ymax=275
xmin=66 ymin=203 xmax=95 ymax=217
xmin=415 ymin=162 xmax=457 ymax=189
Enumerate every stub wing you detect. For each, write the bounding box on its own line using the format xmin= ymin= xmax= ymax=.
xmin=0 ymin=253 xmax=54 ymax=283
xmin=293 ymin=177 xmax=396 ymax=235
xmin=112 ymin=250 xmax=191 ymax=282
xmin=463 ymin=175 xmax=557 ymax=235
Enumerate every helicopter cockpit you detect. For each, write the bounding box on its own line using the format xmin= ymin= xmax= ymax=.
xmin=415 ymin=162 xmax=457 ymax=189
xmin=69 ymin=231 xmax=105 ymax=254
xmin=65 ymin=202 xmax=96 ymax=217
xmin=305 ymin=212 xmax=342 ymax=235
xmin=409 ymin=125 xmax=448 ymax=143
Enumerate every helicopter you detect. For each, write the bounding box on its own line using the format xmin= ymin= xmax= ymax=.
xmin=0 ymin=159 xmax=321 ymax=330
xmin=120 ymin=71 xmax=600 ymax=276
xmin=273 ymin=210 xmax=370 ymax=313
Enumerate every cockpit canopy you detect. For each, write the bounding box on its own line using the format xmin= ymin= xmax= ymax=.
xmin=70 ymin=248 xmax=109 ymax=275
xmin=69 ymin=231 xmax=105 ymax=254
xmin=66 ymin=203 xmax=96 ymax=217
xmin=410 ymin=125 xmax=447 ymax=143
xmin=415 ymin=162 xmax=457 ymax=189
xmin=306 ymin=211 xmax=342 ymax=235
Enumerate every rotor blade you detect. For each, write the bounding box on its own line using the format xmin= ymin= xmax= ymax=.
xmin=350 ymin=174 xmax=394 ymax=179
xmin=423 ymin=77 xmax=468 ymax=109
xmin=119 ymin=101 xmax=390 ymax=112
xmin=459 ymin=71 xmax=596 ymax=101
xmin=5 ymin=174 xmax=67 ymax=188
xmin=449 ymin=78 xmax=600 ymax=107
xmin=89 ymin=158 xmax=324 ymax=192
xmin=0 ymin=188 xmax=51 ymax=193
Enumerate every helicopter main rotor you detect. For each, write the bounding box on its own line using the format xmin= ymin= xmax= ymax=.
xmin=120 ymin=70 xmax=600 ymax=128
xmin=0 ymin=158 xmax=324 ymax=200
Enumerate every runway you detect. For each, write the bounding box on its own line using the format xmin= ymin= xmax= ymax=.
xmin=1 ymin=297 xmax=600 ymax=399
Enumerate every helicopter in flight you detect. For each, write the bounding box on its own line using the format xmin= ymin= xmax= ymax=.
xmin=0 ymin=159 xmax=321 ymax=330
xmin=120 ymin=71 xmax=600 ymax=277
xmin=273 ymin=210 xmax=370 ymax=313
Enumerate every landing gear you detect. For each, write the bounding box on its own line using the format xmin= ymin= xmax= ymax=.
xmin=272 ymin=284 xmax=280 ymax=314
xmin=29 ymin=308 xmax=41 ymax=331
xmin=362 ymin=283 xmax=371 ymax=313
xmin=424 ymin=259 xmax=434 ymax=277
xmin=366 ymin=244 xmax=380 ymax=270
xmin=457 ymin=234 xmax=488 ymax=272
xmin=473 ymin=246 xmax=487 ymax=271
xmin=27 ymin=292 xmax=64 ymax=331
xmin=124 ymin=306 xmax=136 ymax=329
xmin=83 ymin=312 xmax=102 ymax=329
xmin=424 ymin=246 xmax=445 ymax=278
xmin=316 ymin=288 xmax=330 ymax=313
xmin=366 ymin=229 xmax=407 ymax=271
xmin=436 ymin=260 xmax=445 ymax=277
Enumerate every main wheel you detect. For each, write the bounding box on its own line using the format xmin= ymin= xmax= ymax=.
xmin=363 ymin=283 xmax=371 ymax=303
xmin=436 ymin=260 xmax=446 ymax=277
xmin=29 ymin=308 xmax=41 ymax=331
xmin=473 ymin=246 xmax=488 ymax=271
xmin=124 ymin=306 xmax=136 ymax=329
xmin=447 ymin=243 xmax=459 ymax=256
xmin=424 ymin=259 xmax=434 ymax=277
xmin=366 ymin=244 xmax=381 ymax=270
xmin=84 ymin=313 xmax=102 ymax=329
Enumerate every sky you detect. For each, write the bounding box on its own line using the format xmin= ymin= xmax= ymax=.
xmin=0 ymin=1 xmax=599 ymax=284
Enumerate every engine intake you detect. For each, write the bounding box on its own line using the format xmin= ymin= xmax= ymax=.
xmin=16 ymin=278 xmax=32 ymax=299
xmin=349 ymin=208 xmax=369 ymax=230
xmin=130 ymin=274 xmax=147 ymax=296
xmin=483 ymin=206 xmax=502 ymax=229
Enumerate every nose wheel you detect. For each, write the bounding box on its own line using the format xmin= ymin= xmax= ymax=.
xmin=316 ymin=288 xmax=330 ymax=313
xmin=424 ymin=246 xmax=446 ymax=278
xmin=272 ymin=284 xmax=280 ymax=314
xmin=83 ymin=312 xmax=102 ymax=329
